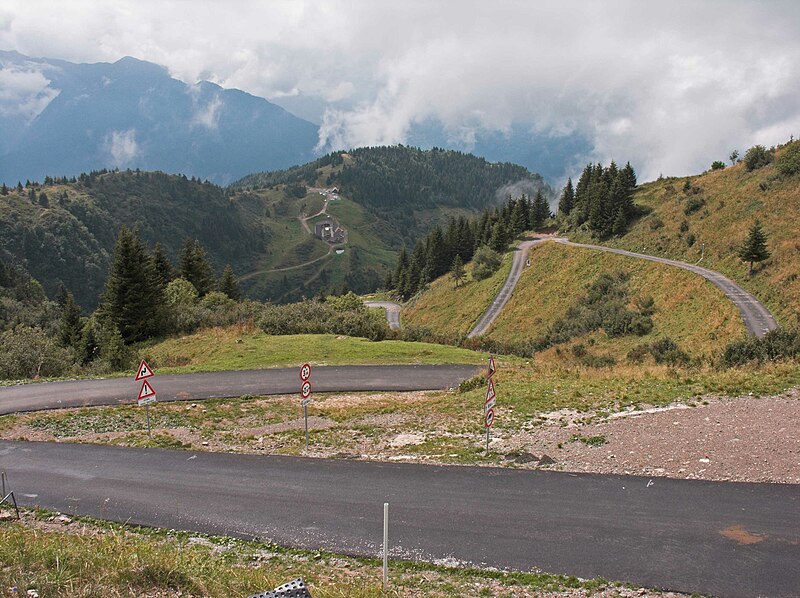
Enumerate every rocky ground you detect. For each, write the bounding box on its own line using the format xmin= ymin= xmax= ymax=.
xmin=3 ymin=388 xmax=798 ymax=484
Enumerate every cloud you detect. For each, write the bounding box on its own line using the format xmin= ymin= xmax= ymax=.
xmin=189 ymin=88 xmax=223 ymax=130
xmin=104 ymin=129 xmax=139 ymax=167
xmin=1 ymin=1 xmax=799 ymax=180
xmin=0 ymin=63 xmax=59 ymax=120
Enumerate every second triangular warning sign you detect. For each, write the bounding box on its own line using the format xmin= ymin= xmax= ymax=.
xmin=138 ymin=380 xmax=156 ymax=400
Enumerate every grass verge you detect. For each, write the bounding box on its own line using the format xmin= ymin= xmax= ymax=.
xmin=0 ymin=508 xmax=633 ymax=597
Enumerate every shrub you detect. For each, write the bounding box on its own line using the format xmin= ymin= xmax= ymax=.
xmin=711 ymin=161 xmax=726 ymax=170
xmin=777 ymin=142 xmax=800 ymax=178
xmin=684 ymin=196 xmax=706 ymax=215
xmin=0 ymin=325 xmax=74 ymax=379
xmin=627 ymin=337 xmax=689 ymax=365
xmin=471 ymin=245 xmax=502 ymax=281
xmin=649 ymin=217 xmax=664 ymax=231
xmin=258 ymin=299 xmax=387 ymax=341
xmin=743 ymin=144 xmax=773 ymax=171
xmin=721 ymin=328 xmax=800 ymax=367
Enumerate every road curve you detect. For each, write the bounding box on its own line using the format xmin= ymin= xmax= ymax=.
xmin=364 ymin=301 xmax=402 ymax=330
xmin=468 ymin=238 xmax=547 ymax=338
xmin=2 ymin=440 xmax=798 ymax=598
xmin=555 ymin=239 xmax=778 ymax=337
xmin=0 ymin=364 xmax=478 ymax=416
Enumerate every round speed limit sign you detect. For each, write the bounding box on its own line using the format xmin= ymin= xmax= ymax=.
xmin=300 ymin=363 xmax=311 ymax=381
xmin=484 ymin=407 xmax=495 ymax=428
xmin=301 ymin=380 xmax=312 ymax=399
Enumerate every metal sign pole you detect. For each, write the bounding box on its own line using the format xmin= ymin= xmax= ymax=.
xmin=145 ymin=404 xmax=152 ymax=438
xmin=304 ymin=403 xmax=309 ymax=451
xmin=486 ymin=425 xmax=490 ymax=455
xmin=383 ymin=502 xmax=389 ymax=587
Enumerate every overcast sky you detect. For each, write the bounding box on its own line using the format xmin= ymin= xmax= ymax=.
xmin=2 ymin=0 xmax=799 ymax=181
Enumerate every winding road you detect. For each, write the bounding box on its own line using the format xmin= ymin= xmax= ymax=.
xmin=0 ymin=365 xmax=477 ymax=416
xmin=468 ymin=237 xmax=778 ymax=338
xmin=2 ymin=441 xmax=798 ymax=597
xmin=364 ymin=300 xmax=402 ymax=330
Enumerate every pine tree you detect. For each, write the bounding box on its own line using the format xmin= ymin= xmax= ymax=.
xmin=510 ymin=199 xmax=527 ymax=236
xmin=179 ymin=238 xmax=216 ymax=296
xmin=531 ymin=191 xmax=551 ymax=228
xmin=100 ymin=227 xmax=164 ymax=343
xmin=450 ymin=254 xmax=465 ymax=288
xmin=56 ymin=285 xmax=83 ymax=349
xmin=738 ymin=220 xmax=771 ymax=274
xmin=219 ymin=265 xmax=241 ymax=300
xmin=558 ymin=178 xmax=574 ymax=215
xmin=152 ymin=242 xmax=174 ymax=288
xmin=1 ymin=183 xmax=7 ymax=196
xmin=489 ymin=220 xmax=508 ymax=252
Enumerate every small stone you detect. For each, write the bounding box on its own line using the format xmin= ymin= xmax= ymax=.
xmin=514 ymin=452 xmax=539 ymax=464
xmin=699 ymin=458 xmax=710 ymax=463
xmin=55 ymin=515 xmax=71 ymax=524
xmin=314 ymin=553 xmax=322 ymax=560
xmin=538 ymin=454 xmax=556 ymax=466
xmin=27 ymin=591 xmax=40 ymax=598
xmin=201 ymin=441 xmax=209 ymax=446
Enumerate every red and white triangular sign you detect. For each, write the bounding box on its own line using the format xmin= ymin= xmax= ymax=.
xmin=135 ymin=359 xmax=154 ymax=381
xmin=487 ymin=355 xmax=496 ymax=379
xmin=485 ymin=377 xmax=496 ymax=405
xmin=138 ymin=380 xmax=156 ymax=400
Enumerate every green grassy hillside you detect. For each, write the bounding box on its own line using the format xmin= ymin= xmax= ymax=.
xmin=488 ymin=242 xmax=744 ymax=360
xmin=402 ymin=240 xmax=745 ymax=361
xmin=402 ymin=251 xmax=513 ymax=336
xmin=582 ymin=141 xmax=800 ymax=327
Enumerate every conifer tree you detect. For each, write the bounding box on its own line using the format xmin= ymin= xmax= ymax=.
xmin=1 ymin=183 xmax=7 ymax=196
xmin=56 ymin=285 xmax=83 ymax=349
xmin=531 ymin=190 xmax=551 ymax=228
xmin=152 ymin=242 xmax=174 ymax=288
xmin=100 ymin=227 xmax=164 ymax=343
xmin=450 ymin=255 xmax=465 ymax=288
xmin=738 ymin=220 xmax=771 ymax=274
xmin=219 ymin=265 xmax=241 ymax=300
xmin=179 ymin=239 xmax=216 ymax=296
xmin=510 ymin=199 xmax=527 ymax=236
xmin=489 ymin=220 xmax=508 ymax=252
xmin=558 ymin=178 xmax=574 ymax=215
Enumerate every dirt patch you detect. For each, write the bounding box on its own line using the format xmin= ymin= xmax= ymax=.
xmin=495 ymin=391 xmax=800 ymax=483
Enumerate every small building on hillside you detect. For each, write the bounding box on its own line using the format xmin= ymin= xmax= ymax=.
xmin=315 ymin=220 xmax=333 ymax=240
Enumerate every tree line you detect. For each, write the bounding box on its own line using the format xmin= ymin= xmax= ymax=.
xmin=388 ymin=191 xmax=552 ymax=299
xmin=557 ymin=161 xmax=637 ymax=238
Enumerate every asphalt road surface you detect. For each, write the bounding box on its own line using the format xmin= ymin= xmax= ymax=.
xmin=556 ymin=240 xmax=778 ymax=337
xmin=364 ymin=301 xmax=402 ymax=330
xmin=468 ymin=238 xmax=548 ymax=338
xmin=2 ymin=441 xmax=797 ymax=597
xmin=0 ymin=364 xmax=478 ymax=415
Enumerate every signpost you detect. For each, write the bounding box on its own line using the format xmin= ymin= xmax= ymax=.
xmin=484 ymin=355 xmax=496 ymax=454
xmin=135 ymin=359 xmax=156 ymax=437
xmin=300 ymin=363 xmax=312 ymax=451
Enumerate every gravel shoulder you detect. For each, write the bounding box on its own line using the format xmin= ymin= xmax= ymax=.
xmin=3 ymin=387 xmax=798 ymax=484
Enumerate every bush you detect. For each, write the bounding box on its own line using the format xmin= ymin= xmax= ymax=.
xmin=627 ymin=337 xmax=690 ymax=366
xmin=743 ymin=145 xmax=773 ymax=171
xmin=649 ymin=217 xmax=664 ymax=231
xmin=711 ymin=161 xmax=726 ymax=170
xmin=721 ymin=328 xmax=800 ymax=367
xmin=0 ymin=325 xmax=74 ymax=379
xmin=777 ymin=142 xmax=800 ymax=178
xmin=471 ymin=245 xmax=502 ymax=281
xmin=258 ymin=299 xmax=387 ymax=341
xmin=684 ymin=196 xmax=706 ymax=215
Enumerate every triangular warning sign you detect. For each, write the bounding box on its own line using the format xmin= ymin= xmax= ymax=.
xmin=138 ymin=380 xmax=156 ymax=400
xmin=485 ymin=377 xmax=496 ymax=404
xmin=487 ymin=355 xmax=496 ymax=378
xmin=135 ymin=359 xmax=154 ymax=381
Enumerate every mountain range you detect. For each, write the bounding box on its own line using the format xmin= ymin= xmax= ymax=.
xmin=0 ymin=51 xmax=587 ymax=185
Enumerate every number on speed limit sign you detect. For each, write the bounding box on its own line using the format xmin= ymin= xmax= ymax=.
xmin=301 ymin=380 xmax=312 ymax=398
xmin=300 ymin=363 xmax=311 ymax=381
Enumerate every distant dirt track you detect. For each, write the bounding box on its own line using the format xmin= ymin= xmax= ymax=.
xmin=364 ymin=301 xmax=402 ymax=329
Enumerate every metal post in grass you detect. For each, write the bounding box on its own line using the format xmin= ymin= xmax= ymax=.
xmin=145 ymin=403 xmax=152 ymax=438
xmin=382 ymin=502 xmax=389 ymax=587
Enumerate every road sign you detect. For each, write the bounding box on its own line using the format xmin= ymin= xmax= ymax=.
xmin=487 ymin=355 xmax=496 ymax=379
xmin=138 ymin=396 xmax=157 ymax=407
xmin=301 ymin=381 xmax=312 ymax=399
xmin=485 ymin=378 xmax=496 ymax=407
xmin=301 ymin=398 xmax=312 ymax=407
xmin=485 ymin=408 xmax=494 ymax=427
xmin=135 ymin=359 xmax=154 ymax=381
xmin=300 ymin=363 xmax=311 ymax=381
xmin=138 ymin=380 xmax=156 ymax=401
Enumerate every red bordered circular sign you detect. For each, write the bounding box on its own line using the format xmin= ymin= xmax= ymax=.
xmin=300 ymin=363 xmax=311 ymax=381
xmin=301 ymin=381 xmax=312 ymax=398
